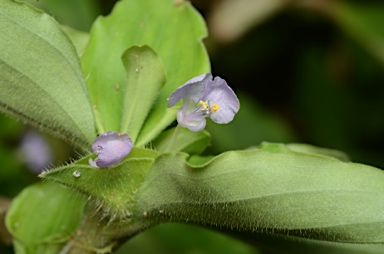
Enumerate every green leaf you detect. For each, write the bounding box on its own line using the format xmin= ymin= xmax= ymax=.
xmin=188 ymin=155 xmax=215 ymax=166
xmin=5 ymin=182 xmax=85 ymax=254
xmin=153 ymin=126 xmax=211 ymax=154
xmin=121 ymin=46 xmax=166 ymax=143
xmin=134 ymin=144 xmax=384 ymax=246
xmin=40 ymin=148 xmax=157 ymax=220
xmin=39 ymin=148 xmax=159 ymax=251
xmin=82 ymin=0 xmax=210 ymax=142
xmin=0 ymin=0 xmax=96 ymax=149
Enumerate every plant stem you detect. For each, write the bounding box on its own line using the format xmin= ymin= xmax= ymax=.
xmin=60 ymin=207 xmax=115 ymax=254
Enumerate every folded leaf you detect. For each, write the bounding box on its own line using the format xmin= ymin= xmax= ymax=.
xmin=0 ymin=0 xmax=96 ymax=149
xmin=41 ymin=142 xmax=384 ymax=251
xmin=40 ymin=148 xmax=158 ymax=221
xmin=135 ymin=145 xmax=384 ymax=245
xmin=121 ymin=46 xmax=166 ymax=143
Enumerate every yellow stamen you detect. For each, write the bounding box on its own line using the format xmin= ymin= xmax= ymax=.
xmin=210 ymin=104 xmax=219 ymax=113
xmin=198 ymin=100 xmax=209 ymax=109
xmin=199 ymin=100 xmax=219 ymax=114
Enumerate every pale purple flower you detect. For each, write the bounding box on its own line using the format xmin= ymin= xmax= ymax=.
xmin=167 ymin=73 xmax=240 ymax=131
xmin=88 ymin=131 xmax=132 ymax=168
xmin=20 ymin=130 xmax=52 ymax=174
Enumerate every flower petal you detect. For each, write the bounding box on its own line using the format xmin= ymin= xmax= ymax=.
xmin=203 ymin=76 xmax=240 ymax=124
xmin=90 ymin=131 xmax=132 ymax=168
xmin=177 ymin=108 xmax=206 ymax=132
xmin=167 ymin=73 xmax=211 ymax=107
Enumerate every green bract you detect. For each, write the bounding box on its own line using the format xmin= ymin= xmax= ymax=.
xmin=41 ymin=143 xmax=384 ymax=253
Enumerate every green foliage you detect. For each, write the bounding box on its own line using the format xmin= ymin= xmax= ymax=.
xmin=41 ymin=148 xmax=157 ymax=222
xmin=135 ymin=145 xmax=384 ymax=244
xmin=5 ymin=182 xmax=84 ymax=254
xmin=41 ymin=142 xmax=384 ymax=252
xmin=81 ymin=0 xmax=210 ymax=145
xmin=0 ymin=0 xmax=96 ymax=149
xmin=120 ymin=46 xmax=166 ymax=143
xmin=2 ymin=0 xmax=384 ymax=253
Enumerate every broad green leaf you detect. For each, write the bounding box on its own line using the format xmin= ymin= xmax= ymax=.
xmin=82 ymin=0 xmax=210 ymax=143
xmin=0 ymin=0 xmax=96 ymax=149
xmin=153 ymin=126 xmax=211 ymax=154
xmin=5 ymin=182 xmax=85 ymax=254
xmin=121 ymin=46 xmax=166 ymax=143
xmin=134 ymin=144 xmax=384 ymax=246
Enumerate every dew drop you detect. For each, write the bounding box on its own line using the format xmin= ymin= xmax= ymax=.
xmin=72 ymin=170 xmax=81 ymax=178
xmin=135 ymin=67 xmax=139 ymax=72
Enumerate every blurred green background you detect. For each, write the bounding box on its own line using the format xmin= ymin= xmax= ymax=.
xmin=1 ymin=0 xmax=384 ymax=253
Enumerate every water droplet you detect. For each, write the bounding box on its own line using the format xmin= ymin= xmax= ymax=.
xmin=72 ymin=170 xmax=81 ymax=177
xmin=135 ymin=67 xmax=139 ymax=72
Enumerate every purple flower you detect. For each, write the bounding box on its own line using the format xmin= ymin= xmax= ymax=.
xmin=167 ymin=73 xmax=240 ymax=131
xmin=88 ymin=131 xmax=133 ymax=168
